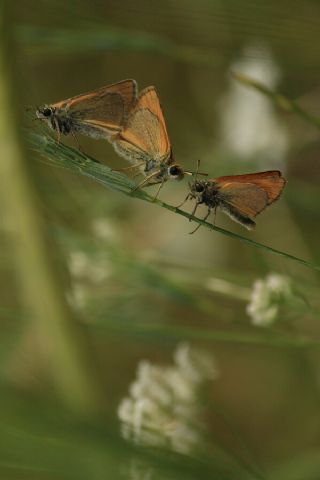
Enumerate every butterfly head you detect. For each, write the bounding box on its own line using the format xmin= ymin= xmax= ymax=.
xmin=36 ymin=105 xmax=72 ymax=134
xmin=36 ymin=105 xmax=58 ymax=130
xmin=167 ymin=164 xmax=185 ymax=181
xmin=189 ymin=180 xmax=207 ymax=201
xmin=36 ymin=105 xmax=55 ymax=119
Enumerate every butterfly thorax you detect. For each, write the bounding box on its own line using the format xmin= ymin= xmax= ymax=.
xmin=144 ymin=157 xmax=165 ymax=174
xmin=144 ymin=155 xmax=184 ymax=183
xmin=190 ymin=180 xmax=220 ymax=207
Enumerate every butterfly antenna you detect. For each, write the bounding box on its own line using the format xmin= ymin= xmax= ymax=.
xmin=184 ymin=160 xmax=208 ymax=178
xmin=24 ymin=105 xmax=40 ymax=122
xmin=195 ymin=159 xmax=200 ymax=182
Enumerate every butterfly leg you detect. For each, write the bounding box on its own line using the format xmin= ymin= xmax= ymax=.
xmin=53 ymin=118 xmax=61 ymax=144
xmin=213 ymin=206 xmax=217 ymax=225
xmin=189 ymin=200 xmax=201 ymax=222
xmin=112 ymin=162 xmax=145 ymax=173
xmin=71 ymin=131 xmax=84 ymax=153
xmin=176 ymin=193 xmax=191 ymax=209
xmin=132 ymin=170 xmax=143 ymax=179
xmin=189 ymin=208 xmax=211 ymax=234
xmin=131 ymin=171 xmax=161 ymax=193
xmin=152 ymin=179 xmax=166 ymax=201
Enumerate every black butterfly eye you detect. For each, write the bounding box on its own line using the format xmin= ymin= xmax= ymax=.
xmin=168 ymin=165 xmax=184 ymax=179
xmin=169 ymin=165 xmax=180 ymax=175
xmin=42 ymin=107 xmax=52 ymax=117
xmin=195 ymin=183 xmax=204 ymax=193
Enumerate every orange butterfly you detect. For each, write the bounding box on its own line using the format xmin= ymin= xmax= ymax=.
xmin=184 ymin=170 xmax=286 ymax=232
xmin=112 ymin=86 xmax=194 ymax=195
xmin=36 ymin=79 xmax=138 ymax=144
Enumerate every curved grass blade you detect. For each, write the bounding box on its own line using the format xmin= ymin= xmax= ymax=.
xmin=25 ymin=131 xmax=320 ymax=273
xmin=95 ymin=319 xmax=320 ymax=350
xmin=17 ymin=25 xmax=221 ymax=68
xmin=232 ymin=71 xmax=320 ymax=129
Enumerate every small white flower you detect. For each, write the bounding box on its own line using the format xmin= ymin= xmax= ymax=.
xmin=169 ymin=422 xmax=202 ymax=455
xmin=68 ymin=250 xmax=111 ymax=283
xmin=66 ymin=249 xmax=113 ymax=310
xmin=128 ymin=460 xmax=153 ymax=480
xmin=165 ymin=368 xmax=196 ymax=403
xmin=118 ymin=343 xmax=219 ymax=455
xmin=130 ymin=362 xmax=173 ymax=407
xmin=91 ymin=218 xmax=116 ymax=241
xmin=267 ymin=273 xmax=292 ymax=296
xmin=66 ymin=283 xmax=88 ymax=310
xmin=247 ymin=273 xmax=292 ymax=326
xmin=117 ymin=397 xmax=135 ymax=424
xmin=174 ymin=342 xmax=219 ymax=384
xmin=68 ymin=251 xmax=89 ymax=278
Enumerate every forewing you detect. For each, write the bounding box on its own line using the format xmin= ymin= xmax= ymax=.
xmin=215 ymin=171 xmax=286 ymax=204
xmin=116 ymin=87 xmax=171 ymax=161
xmin=51 ymin=79 xmax=138 ymax=131
xmin=218 ymin=182 xmax=269 ymax=218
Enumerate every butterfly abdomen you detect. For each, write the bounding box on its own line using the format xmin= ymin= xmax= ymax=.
xmin=219 ymin=203 xmax=256 ymax=229
xmin=112 ymin=138 xmax=148 ymax=165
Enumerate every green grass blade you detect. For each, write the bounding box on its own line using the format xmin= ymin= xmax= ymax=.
xmin=232 ymin=71 xmax=320 ymax=129
xmin=17 ymin=25 xmax=220 ymax=68
xmin=26 ymin=131 xmax=320 ymax=273
xmin=98 ymin=319 xmax=320 ymax=350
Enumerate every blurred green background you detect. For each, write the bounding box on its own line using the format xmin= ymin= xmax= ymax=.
xmin=1 ymin=1 xmax=320 ymax=479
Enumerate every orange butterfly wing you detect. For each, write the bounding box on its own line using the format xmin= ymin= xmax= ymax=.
xmin=114 ymin=86 xmax=171 ymax=163
xmin=215 ymin=171 xmax=286 ymax=206
xmin=51 ymin=79 xmax=138 ymax=132
xmin=217 ymin=182 xmax=270 ymax=219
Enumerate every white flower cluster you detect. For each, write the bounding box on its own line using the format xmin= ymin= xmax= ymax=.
xmin=66 ymin=218 xmax=117 ymax=309
xmin=118 ymin=343 xmax=219 ymax=455
xmin=68 ymin=250 xmax=110 ymax=283
xmin=66 ymin=249 xmax=112 ymax=309
xmin=246 ymin=273 xmax=292 ymax=327
xmin=91 ymin=217 xmax=117 ymax=241
xmin=127 ymin=461 xmax=153 ymax=480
